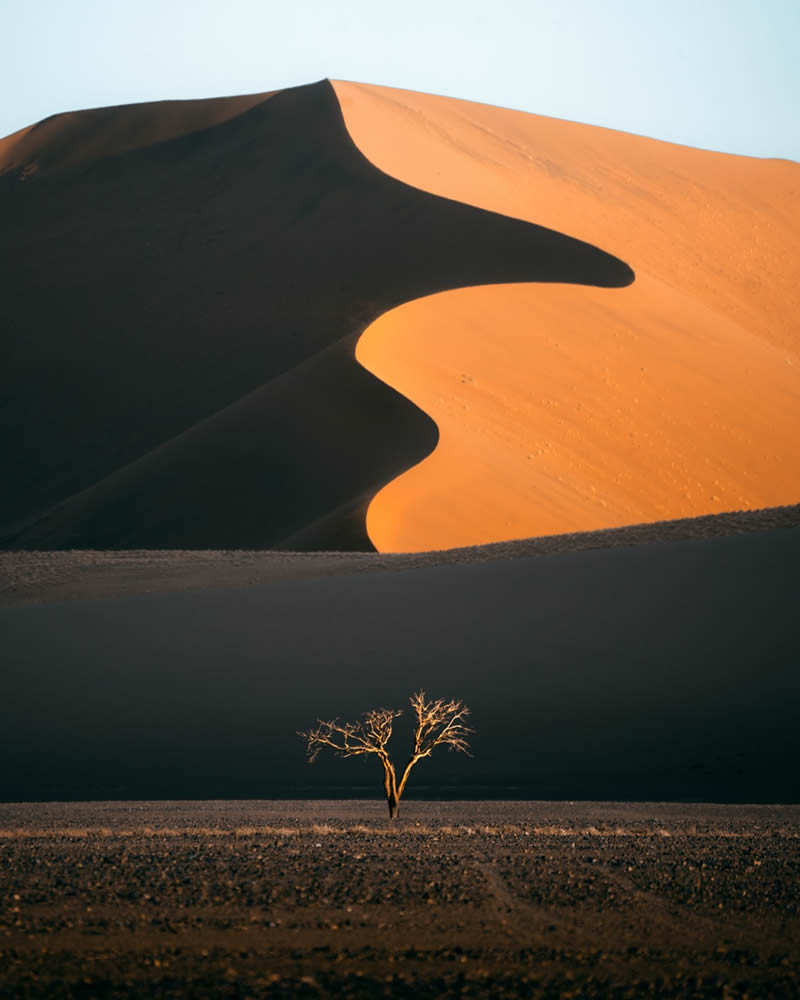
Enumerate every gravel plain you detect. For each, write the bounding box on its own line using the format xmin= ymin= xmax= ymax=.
xmin=1 ymin=801 xmax=798 ymax=998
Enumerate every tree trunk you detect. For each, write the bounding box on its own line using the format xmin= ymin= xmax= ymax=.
xmin=382 ymin=759 xmax=399 ymax=819
xmin=396 ymin=756 xmax=419 ymax=805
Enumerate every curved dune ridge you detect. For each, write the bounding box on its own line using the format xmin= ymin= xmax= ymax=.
xmin=2 ymin=80 xmax=798 ymax=553
xmin=333 ymin=81 xmax=800 ymax=551
xmin=0 ymin=80 xmax=631 ymax=552
xmin=0 ymin=91 xmax=278 ymax=177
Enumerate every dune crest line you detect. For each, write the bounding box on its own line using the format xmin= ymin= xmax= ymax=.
xmin=1 ymin=80 xmax=630 ymax=552
xmin=334 ymin=80 xmax=800 ymax=552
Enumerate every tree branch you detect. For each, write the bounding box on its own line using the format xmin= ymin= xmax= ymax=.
xmin=396 ymin=691 xmax=473 ymax=799
xmin=299 ymin=708 xmax=402 ymax=763
xmin=300 ymin=693 xmax=472 ymax=818
xmin=409 ymin=690 xmax=473 ymax=758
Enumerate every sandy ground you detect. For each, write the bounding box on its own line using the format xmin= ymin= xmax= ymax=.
xmin=335 ymin=80 xmax=800 ymax=551
xmin=1 ymin=801 xmax=798 ymax=998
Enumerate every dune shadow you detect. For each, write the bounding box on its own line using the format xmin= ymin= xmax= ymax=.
xmin=0 ymin=80 xmax=633 ymax=551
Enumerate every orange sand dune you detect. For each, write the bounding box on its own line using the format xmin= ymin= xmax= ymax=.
xmin=0 ymin=81 xmax=629 ymax=551
xmin=334 ymin=82 xmax=800 ymax=552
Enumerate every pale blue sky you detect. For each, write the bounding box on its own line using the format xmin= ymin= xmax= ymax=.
xmin=2 ymin=0 xmax=797 ymax=160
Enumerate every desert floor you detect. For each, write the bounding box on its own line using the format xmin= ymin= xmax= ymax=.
xmin=1 ymin=800 xmax=798 ymax=998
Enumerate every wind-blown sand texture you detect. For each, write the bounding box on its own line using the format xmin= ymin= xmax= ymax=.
xmin=335 ymin=81 xmax=800 ymax=550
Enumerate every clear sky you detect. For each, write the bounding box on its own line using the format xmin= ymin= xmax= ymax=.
xmin=2 ymin=0 xmax=797 ymax=160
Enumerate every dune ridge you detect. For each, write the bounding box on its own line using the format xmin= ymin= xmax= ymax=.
xmin=1 ymin=80 xmax=630 ymax=551
xmin=334 ymin=81 xmax=800 ymax=551
xmin=2 ymin=502 xmax=797 ymax=606
xmin=0 ymin=91 xmax=277 ymax=177
xmin=4 ymin=79 xmax=797 ymax=553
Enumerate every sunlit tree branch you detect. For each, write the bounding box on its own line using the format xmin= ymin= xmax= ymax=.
xmin=300 ymin=709 xmax=401 ymax=762
xmin=299 ymin=692 xmax=472 ymax=818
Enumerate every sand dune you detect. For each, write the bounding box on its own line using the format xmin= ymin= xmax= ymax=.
xmin=2 ymin=508 xmax=798 ymax=802
xmin=1 ymin=80 xmax=629 ymax=550
xmin=3 ymin=82 xmax=798 ymax=808
xmin=5 ymin=78 xmax=795 ymax=552
xmin=0 ymin=91 xmax=277 ymax=176
xmin=334 ymin=81 xmax=800 ymax=550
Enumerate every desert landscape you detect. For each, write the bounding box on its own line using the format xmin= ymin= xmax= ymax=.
xmin=2 ymin=79 xmax=798 ymax=551
xmin=2 ymin=73 xmax=799 ymax=997
xmin=1 ymin=801 xmax=799 ymax=998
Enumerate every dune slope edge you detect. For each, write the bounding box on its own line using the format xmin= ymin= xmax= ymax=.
xmin=334 ymin=81 xmax=800 ymax=552
xmin=1 ymin=81 xmax=631 ymax=551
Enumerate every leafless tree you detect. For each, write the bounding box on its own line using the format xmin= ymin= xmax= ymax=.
xmin=299 ymin=691 xmax=472 ymax=818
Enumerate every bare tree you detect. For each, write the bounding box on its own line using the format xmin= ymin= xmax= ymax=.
xmin=299 ymin=691 xmax=472 ymax=818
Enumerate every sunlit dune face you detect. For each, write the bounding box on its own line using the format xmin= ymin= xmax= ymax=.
xmin=358 ymin=282 xmax=799 ymax=551
xmin=335 ymin=81 xmax=800 ymax=553
xmin=0 ymin=81 xmax=632 ymax=552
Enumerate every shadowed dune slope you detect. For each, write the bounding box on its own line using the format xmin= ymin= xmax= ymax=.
xmin=0 ymin=91 xmax=277 ymax=176
xmin=0 ymin=80 xmax=630 ymax=551
xmin=2 ymin=512 xmax=798 ymax=802
xmin=334 ymin=82 xmax=800 ymax=551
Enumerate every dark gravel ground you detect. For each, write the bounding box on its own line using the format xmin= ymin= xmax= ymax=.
xmin=1 ymin=801 xmax=798 ymax=998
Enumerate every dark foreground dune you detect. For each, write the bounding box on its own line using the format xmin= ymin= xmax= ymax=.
xmin=0 ymin=80 xmax=630 ymax=552
xmin=1 ymin=801 xmax=798 ymax=998
xmin=2 ymin=506 xmax=798 ymax=804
